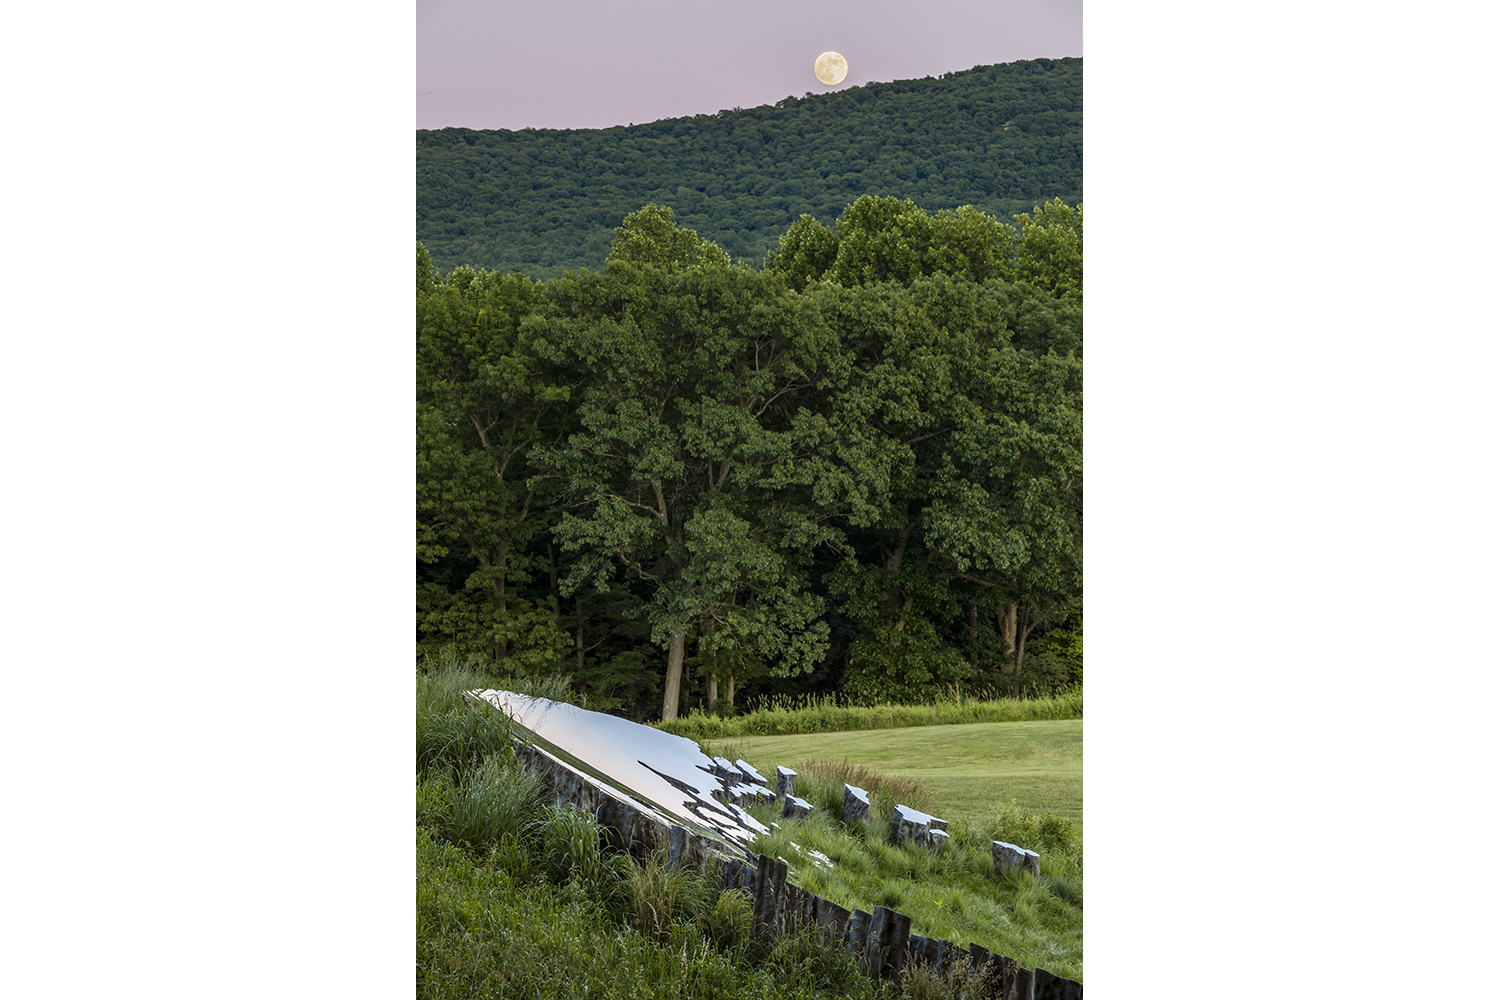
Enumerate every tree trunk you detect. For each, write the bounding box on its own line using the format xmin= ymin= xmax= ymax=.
xmin=548 ymin=542 xmax=562 ymax=665
xmin=662 ymin=632 xmax=687 ymax=721
xmin=575 ymin=596 xmax=585 ymax=675
xmin=1013 ymin=626 xmax=1027 ymax=698
xmin=470 ymin=545 xmax=509 ymax=660
xmin=1013 ymin=616 xmax=1039 ymax=699
xmin=890 ymin=593 xmax=916 ymax=641
xmin=702 ymin=620 xmax=718 ymax=712
xmin=494 ymin=552 xmax=508 ymax=659
xmin=1000 ymin=602 xmax=1017 ymax=655
xmin=725 ymin=672 xmax=736 ymax=709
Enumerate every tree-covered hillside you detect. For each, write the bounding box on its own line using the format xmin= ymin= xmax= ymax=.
xmin=416 ymin=58 xmax=1080 ymax=277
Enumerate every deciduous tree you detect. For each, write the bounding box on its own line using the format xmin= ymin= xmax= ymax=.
xmin=530 ymin=231 xmax=853 ymax=719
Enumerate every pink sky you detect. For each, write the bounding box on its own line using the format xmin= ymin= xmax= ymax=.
xmin=418 ymin=0 xmax=1082 ymax=131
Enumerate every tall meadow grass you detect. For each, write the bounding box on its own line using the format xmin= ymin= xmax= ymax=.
xmin=656 ymin=689 xmax=1082 ymax=741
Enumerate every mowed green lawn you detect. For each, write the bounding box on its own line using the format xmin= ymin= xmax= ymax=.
xmin=716 ymin=719 xmax=1082 ymax=836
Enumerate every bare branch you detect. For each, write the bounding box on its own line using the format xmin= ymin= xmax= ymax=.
xmin=954 ymin=573 xmax=1018 ymax=594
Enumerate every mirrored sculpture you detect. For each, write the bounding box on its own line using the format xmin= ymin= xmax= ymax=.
xmin=465 ymin=690 xmax=769 ymax=857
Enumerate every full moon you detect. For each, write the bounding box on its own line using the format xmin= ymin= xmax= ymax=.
xmin=814 ymin=51 xmax=848 ymax=86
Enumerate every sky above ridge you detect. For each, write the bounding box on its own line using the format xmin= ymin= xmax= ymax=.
xmin=417 ymin=0 xmax=1082 ymax=131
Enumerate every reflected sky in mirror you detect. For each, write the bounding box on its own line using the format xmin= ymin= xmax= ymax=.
xmin=467 ymin=690 xmax=769 ymax=852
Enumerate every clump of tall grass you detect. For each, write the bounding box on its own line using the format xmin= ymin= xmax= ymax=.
xmin=794 ymin=756 xmax=941 ymax=819
xmin=899 ymin=959 xmax=957 ymax=1000
xmin=416 ymin=655 xmax=580 ymax=780
xmin=656 ymin=689 xmax=1082 ymax=741
xmin=416 ymin=683 xmax=516 ymax=780
xmin=418 ymin=645 xmax=576 ymax=705
xmin=421 ymin=752 xmax=539 ymax=851
xmin=622 ymin=846 xmax=719 ymax=944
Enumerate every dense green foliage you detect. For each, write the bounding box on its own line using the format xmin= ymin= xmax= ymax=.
xmin=655 ymin=690 xmax=1082 ymax=741
xmin=417 ymin=58 xmax=1081 ymax=277
xmin=417 ymin=196 xmax=1082 ymax=722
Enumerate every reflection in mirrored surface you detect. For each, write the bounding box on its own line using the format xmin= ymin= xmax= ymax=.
xmin=466 ymin=690 xmax=769 ymax=855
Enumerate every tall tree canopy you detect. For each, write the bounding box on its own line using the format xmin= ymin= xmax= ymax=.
xmin=527 ymin=228 xmax=855 ymax=719
xmin=415 ymin=195 xmax=1083 ymax=718
xmin=415 ymin=247 xmax=569 ymax=669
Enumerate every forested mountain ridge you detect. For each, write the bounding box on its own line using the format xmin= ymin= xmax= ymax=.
xmin=417 ymin=57 xmax=1080 ymax=277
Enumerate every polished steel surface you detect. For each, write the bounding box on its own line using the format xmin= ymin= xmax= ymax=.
xmin=466 ymin=690 xmax=770 ymax=852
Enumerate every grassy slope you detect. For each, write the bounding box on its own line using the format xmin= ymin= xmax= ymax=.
xmin=419 ymin=670 xmax=1083 ymax=990
xmin=714 ymin=720 xmax=1083 ymax=835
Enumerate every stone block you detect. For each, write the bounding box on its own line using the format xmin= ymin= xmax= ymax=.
xmin=782 ymin=881 xmax=813 ymax=930
xmin=735 ymin=759 xmax=767 ymax=784
xmin=910 ymin=936 xmax=953 ymax=976
xmin=905 ymin=935 xmax=933 ymax=973
xmin=781 ymin=794 xmax=813 ymax=820
xmin=968 ymin=943 xmax=995 ymax=984
xmin=724 ymin=781 xmax=758 ymax=807
xmin=814 ymin=896 xmax=851 ymax=942
xmin=750 ymin=853 xmax=788 ymax=938
xmin=992 ymin=840 xmax=1041 ymax=876
xmin=864 ymin=905 xmax=911 ymax=980
xmin=1033 ymin=967 xmax=1083 ymax=1000
xmin=890 ymin=803 xmax=949 ymax=851
xmin=931 ymin=938 xmax=962 ymax=980
xmin=1008 ymin=964 xmax=1035 ymax=1000
xmin=716 ymin=856 xmax=743 ymax=891
xmin=843 ymin=783 xmax=870 ymax=825
xmin=774 ymin=765 xmax=797 ymax=800
xmin=845 ymin=908 xmax=870 ymax=958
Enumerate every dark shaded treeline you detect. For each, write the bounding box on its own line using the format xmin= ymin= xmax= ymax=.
xmin=417 ymin=198 xmax=1082 ymax=722
xmin=416 ymin=58 xmax=1081 ymax=278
